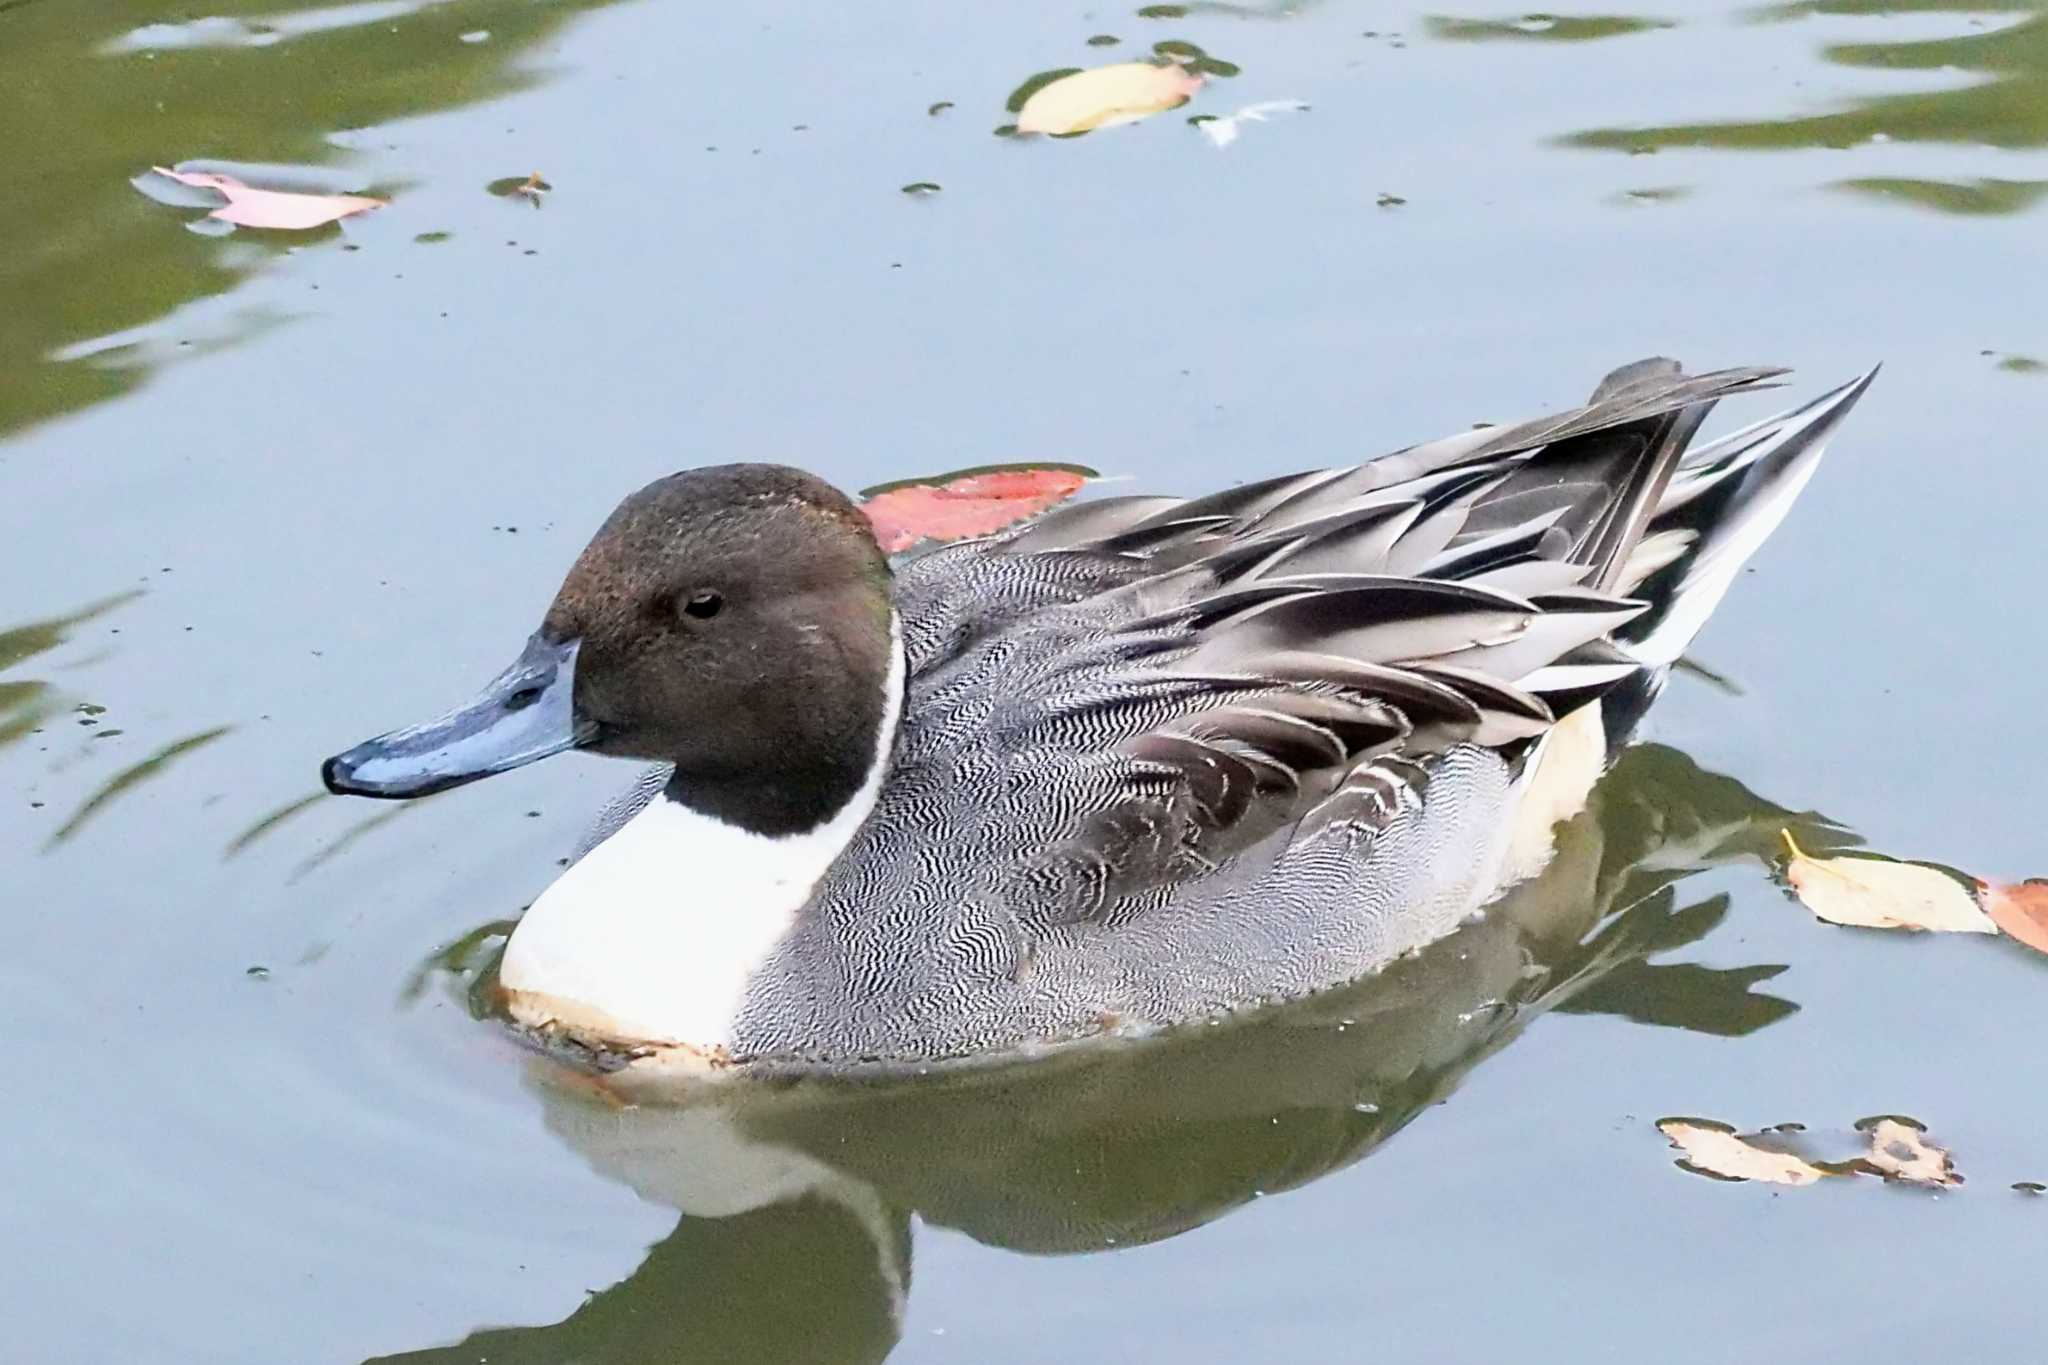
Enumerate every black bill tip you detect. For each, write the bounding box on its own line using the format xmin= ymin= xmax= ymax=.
xmin=320 ymin=746 xmax=491 ymax=799
xmin=321 ymin=633 xmax=588 ymax=800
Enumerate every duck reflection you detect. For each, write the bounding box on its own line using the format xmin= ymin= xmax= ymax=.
xmin=370 ymin=742 xmax=1845 ymax=1365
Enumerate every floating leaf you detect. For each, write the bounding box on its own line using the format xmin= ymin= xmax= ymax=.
xmin=1015 ymin=61 xmax=1204 ymax=136
xmin=860 ymin=465 xmax=1092 ymax=553
xmin=1979 ymin=879 xmax=2048 ymax=956
xmin=1780 ymin=831 xmax=1995 ymax=934
xmin=486 ymin=172 xmax=552 ymax=206
xmin=1657 ymin=1118 xmax=1830 ymax=1186
xmin=1659 ymin=1114 xmax=1980 ymax=1192
xmin=148 ymin=166 xmax=384 ymax=230
xmin=1858 ymin=1116 xmax=1962 ymax=1188
xmin=1198 ymin=98 xmax=1309 ymax=148
xmin=1151 ymin=40 xmax=1238 ymax=79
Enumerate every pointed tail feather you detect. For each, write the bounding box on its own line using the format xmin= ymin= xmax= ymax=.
xmin=1617 ymin=367 xmax=1878 ymax=668
xmin=1456 ymin=357 xmax=1759 ymax=597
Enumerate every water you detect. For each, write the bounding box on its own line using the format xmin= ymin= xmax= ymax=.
xmin=4 ymin=0 xmax=2044 ymax=1359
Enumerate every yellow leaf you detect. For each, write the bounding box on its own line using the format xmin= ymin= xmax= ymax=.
xmin=1015 ymin=62 xmax=1204 ymax=136
xmin=1657 ymin=1118 xmax=1830 ymax=1186
xmin=1780 ymin=831 xmax=1995 ymax=934
xmin=1860 ymin=1117 xmax=1961 ymax=1188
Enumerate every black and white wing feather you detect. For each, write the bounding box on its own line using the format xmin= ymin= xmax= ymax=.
xmin=884 ymin=360 xmax=1871 ymax=930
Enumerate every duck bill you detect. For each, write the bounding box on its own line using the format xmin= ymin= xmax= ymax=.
xmin=322 ymin=634 xmax=593 ymax=799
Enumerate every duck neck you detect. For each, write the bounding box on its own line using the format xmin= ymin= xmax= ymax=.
xmin=497 ymin=617 xmax=906 ymax=1051
xmin=663 ymin=757 xmax=870 ymax=841
xmin=664 ymin=609 xmax=906 ymax=839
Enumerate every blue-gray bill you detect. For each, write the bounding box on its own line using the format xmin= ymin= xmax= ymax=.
xmin=321 ymin=633 xmax=591 ymax=799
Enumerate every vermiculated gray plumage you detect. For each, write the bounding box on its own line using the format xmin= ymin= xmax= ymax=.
xmin=595 ymin=362 xmax=1874 ymax=1066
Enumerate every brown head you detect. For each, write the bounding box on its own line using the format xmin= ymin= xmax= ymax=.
xmin=322 ymin=465 xmax=898 ymax=836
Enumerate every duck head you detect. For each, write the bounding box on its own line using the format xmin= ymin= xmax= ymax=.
xmin=323 ymin=464 xmax=897 ymax=837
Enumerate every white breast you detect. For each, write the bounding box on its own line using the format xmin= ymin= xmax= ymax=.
xmin=499 ymin=621 xmax=905 ymax=1052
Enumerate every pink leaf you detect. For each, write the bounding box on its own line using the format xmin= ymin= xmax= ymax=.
xmin=150 ymin=166 xmax=385 ymax=230
xmin=1980 ymin=878 xmax=2048 ymax=957
xmin=860 ymin=465 xmax=1090 ymax=553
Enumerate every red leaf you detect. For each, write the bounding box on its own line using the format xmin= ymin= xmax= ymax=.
xmin=1980 ymin=879 xmax=2048 ymax=956
xmin=860 ymin=465 xmax=1089 ymax=553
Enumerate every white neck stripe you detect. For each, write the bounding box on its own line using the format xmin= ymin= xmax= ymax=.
xmin=499 ymin=615 xmax=905 ymax=1049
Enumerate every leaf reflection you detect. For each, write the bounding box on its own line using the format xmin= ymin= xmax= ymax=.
xmin=1565 ymin=1 xmax=2048 ymax=212
xmin=44 ymin=726 xmax=234 ymax=848
xmin=0 ymin=591 xmax=144 ymax=675
xmin=287 ymin=800 xmax=430 ymax=884
xmin=1427 ymin=13 xmax=1678 ymax=43
xmin=1839 ymin=176 xmax=2048 ymax=215
xmin=222 ymin=790 xmax=329 ymax=859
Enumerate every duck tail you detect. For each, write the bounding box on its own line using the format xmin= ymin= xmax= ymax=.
xmin=1612 ymin=366 xmax=1878 ymax=669
xmin=1575 ymin=357 xmax=1727 ymax=595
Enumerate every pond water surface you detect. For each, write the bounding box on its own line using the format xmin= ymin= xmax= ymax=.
xmin=4 ymin=1 xmax=2046 ymax=1360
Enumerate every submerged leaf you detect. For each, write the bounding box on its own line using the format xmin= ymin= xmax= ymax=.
xmin=1015 ymin=61 xmax=1204 ymax=136
xmin=1979 ymin=879 xmax=2048 ymax=956
xmin=1197 ymin=98 xmax=1309 ymax=149
xmin=1657 ymin=1118 xmax=1830 ymax=1186
xmin=1858 ymin=1116 xmax=1962 ymax=1188
xmin=1780 ymin=831 xmax=1995 ymax=934
xmin=148 ymin=166 xmax=384 ymax=230
xmin=860 ymin=466 xmax=1091 ymax=552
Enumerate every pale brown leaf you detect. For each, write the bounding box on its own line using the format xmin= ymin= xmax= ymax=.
xmin=1015 ymin=61 xmax=1204 ymax=136
xmin=1656 ymin=1118 xmax=1830 ymax=1187
xmin=1780 ymin=830 xmax=1995 ymax=934
xmin=1860 ymin=1117 xmax=1961 ymax=1188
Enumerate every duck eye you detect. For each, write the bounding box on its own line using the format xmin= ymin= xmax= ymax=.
xmin=682 ymin=589 xmax=723 ymax=621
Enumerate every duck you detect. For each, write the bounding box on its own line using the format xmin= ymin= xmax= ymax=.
xmin=322 ymin=357 xmax=1873 ymax=1075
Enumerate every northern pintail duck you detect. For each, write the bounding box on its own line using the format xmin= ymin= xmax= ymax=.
xmin=324 ymin=358 xmax=1872 ymax=1074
